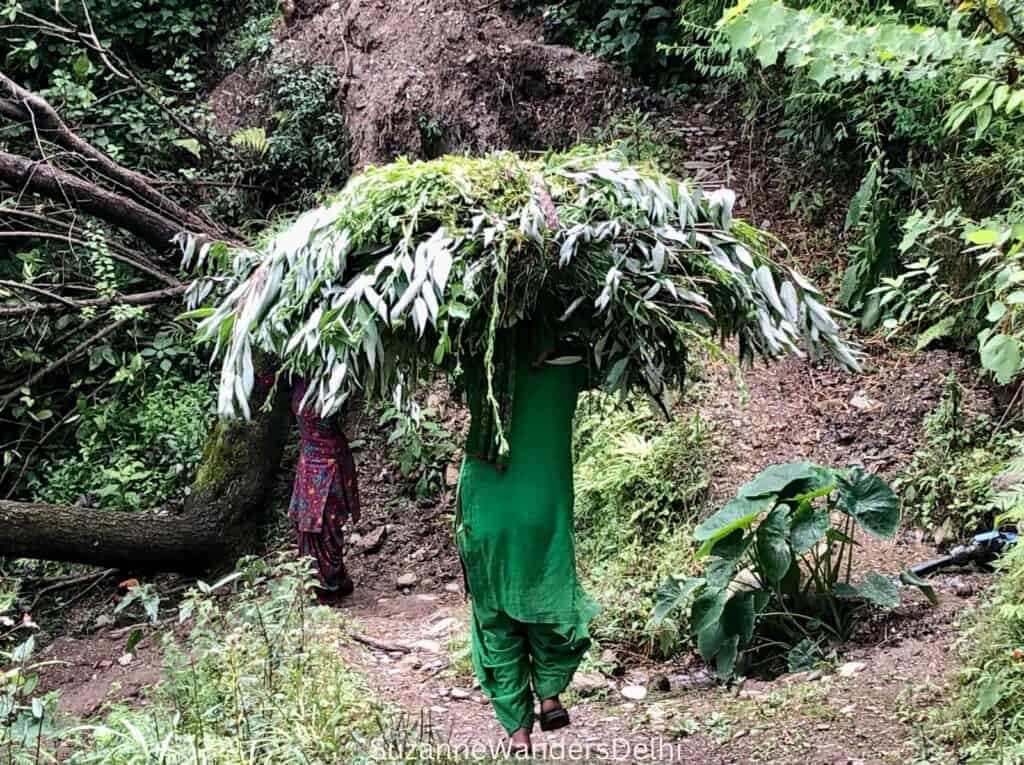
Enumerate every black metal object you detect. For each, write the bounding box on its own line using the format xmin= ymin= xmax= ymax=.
xmin=909 ymin=530 xmax=1019 ymax=578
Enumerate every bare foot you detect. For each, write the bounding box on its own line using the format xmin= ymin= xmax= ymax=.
xmin=509 ymin=727 xmax=532 ymax=754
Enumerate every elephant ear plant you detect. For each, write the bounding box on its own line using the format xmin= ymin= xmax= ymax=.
xmin=653 ymin=462 xmax=937 ymax=680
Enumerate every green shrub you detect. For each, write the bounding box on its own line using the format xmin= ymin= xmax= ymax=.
xmin=942 ymin=447 xmax=1024 ymax=762
xmin=263 ymin=60 xmax=349 ymax=194
xmin=28 ymin=373 xmax=215 ymax=511
xmin=217 ymin=2 xmax=280 ymax=70
xmin=376 ymin=400 xmax=457 ymax=499
xmin=49 ymin=556 xmax=380 ymax=763
xmin=573 ymin=392 xmax=715 ymax=654
xmin=896 ymin=376 xmax=1023 ymax=537
xmin=714 ymin=0 xmax=1024 ymax=355
xmin=542 ymin=1 xmax=684 ymax=80
xmin=654 ymin=462 xmax=935 ymax=680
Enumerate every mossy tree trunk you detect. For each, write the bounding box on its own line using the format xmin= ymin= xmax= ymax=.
xmin=0 ymin=389 xmax=290 ymax=573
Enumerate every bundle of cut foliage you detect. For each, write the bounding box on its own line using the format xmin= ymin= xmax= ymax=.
xmin=182 ymin=149 xmax=857 ymax=458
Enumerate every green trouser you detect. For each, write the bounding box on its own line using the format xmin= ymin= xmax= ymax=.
xmin=470 ymin=602 xmax=590 ymax=734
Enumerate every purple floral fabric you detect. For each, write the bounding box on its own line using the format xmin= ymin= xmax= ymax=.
xmin=288 ymin=379 xmax=360 ymax=533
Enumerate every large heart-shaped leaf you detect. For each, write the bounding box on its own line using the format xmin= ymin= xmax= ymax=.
xmin=980 ymin=333 xmax=1022 ymax=385
xmin=722 ymin=592 xmax=756 ymax=645
xmin=837 ymin=468 xmax=899 ymax=539
xmin=697 ymin=621 xmax=725 ymax=662
xmin=738 ymin=461 xmax=831 ymax=500
xmin=709 ymin=529 xmax=753 ymax=561
xmin=705 ymin=559 xmax=736 ymax=589
xmin=755 ymin=506 xmax=793 ymax=582
xmin=652 ymin=576 xmax=705 ymax=625
xmin=716 ymin=634 xmax=741 ymax=680
xmin=836 ymin=571 xmax=900 ymax=609
xmin=695 ymin=495 xmax=775 ymax=556
xmin=790 ymin=503 xmax=830 ymax=553
xmin=690 ymin=588 xmax=729 ymax=634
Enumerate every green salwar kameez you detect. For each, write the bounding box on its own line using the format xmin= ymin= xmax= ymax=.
xmin=456 ymin=332 xmax=598 ymax=734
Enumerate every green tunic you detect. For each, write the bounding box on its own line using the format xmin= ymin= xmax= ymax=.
xmin=456 ymin=330 xmax=598 ymax=733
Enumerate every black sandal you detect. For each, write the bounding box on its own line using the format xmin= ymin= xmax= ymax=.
xmin=539 ymin=706 xmax=570 ymax=732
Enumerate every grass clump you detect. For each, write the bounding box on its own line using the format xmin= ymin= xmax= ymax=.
xmin=922 ymin=449 xmax=1024 ymax=764
xmin=54 ymin=556 xmax=379 ymax=764
xmin=573 ymin=391 xmax=714 ymax=655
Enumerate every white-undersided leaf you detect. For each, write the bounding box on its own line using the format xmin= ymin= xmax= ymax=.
xmin=190 ymin=152 xmax=855 ymax=422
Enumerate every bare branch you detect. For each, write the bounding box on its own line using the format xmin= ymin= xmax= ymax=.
xmin=0 ymin=150 xmax=185 ymax=253
xmin=0 ymin=318 xmax=129 ymax=408
xmin=0 ymin=284 xmax=188 ymax=318
xmin=0 ymin=279 xmax=80 ymax=309
xmin=0 ymin=229 xmax=182 ymax=285
xmin=0 ymin=73 xmax=212 ymax=232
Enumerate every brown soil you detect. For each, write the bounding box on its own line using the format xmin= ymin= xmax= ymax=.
xmin=210 ymin=0 xmax=626 ymax=168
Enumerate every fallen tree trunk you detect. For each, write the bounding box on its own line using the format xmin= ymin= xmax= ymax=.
xmin=0 ymin=386 xmax=290 ymax=572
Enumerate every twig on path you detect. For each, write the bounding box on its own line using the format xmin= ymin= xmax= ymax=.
xmin=350 ymin=630 xmax=412 ymax=653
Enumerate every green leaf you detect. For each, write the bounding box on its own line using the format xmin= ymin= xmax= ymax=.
xmin=716 ymin=634 xmax=741 ymax=680
xmin=694 ymin=495 xmax=775 ymax=556
xmin=738 ymin=461 xmax=829 ymax=500
xmin=899 ymin=569 xmax=938 ymax=605
xmin=980 ymin=333 xmax=1022 ymax=385
xmin=790 ymin=504 xmax=829 ymax=553
xmin=173 ymin=138 xmax=202 ymax=159
xmin=696 ymin=621 xmax=725 ymax=662
xmin=837 ymin=571 xmax=900 ymax=608
xmin=709 ymin=529 xmax=752 ymax=561
xmin=845 ymin=164 xmax=878 ymax=231
xmin=705 ymin=559 xmax=736 ymax=589
xmin=177 ymin=307 xmax=216 ymax=321
xmin=974 ymin=104 xmax=993 ymax=138
xmin=652 ymin=576 xmax=704 ymax=625
xmin=755 ymin=506 xmax=792 ymax=582
xmin=966 ymin=228 xmax=999 ymax=245
xmin=690 ymin=588 xmax=729 ymax=634
xmin=975 ymin=676 xmax=1005 ymax=714
xmin=837 ymin=468 xmax=900 ymax=539
xmin=124 ymin=628 xmax=144 ymax=654
xmin=72 ymin=53 xmax=90 ymax=80
xmin=986 ymin=301 xmax=1007 ymax=322
xmin=722 ymin=592 xmax=756 ymax=644
xmin=915 ymin=315 xmax=957 ymax=350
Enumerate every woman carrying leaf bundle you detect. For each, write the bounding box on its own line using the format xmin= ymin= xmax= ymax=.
xmin=182 ymin=149 xmax=859 ymax=746
xmin=288 ymin=377 xmax=361 ymax=604
xmin=457 ymin=322 xmax=597 ymax=750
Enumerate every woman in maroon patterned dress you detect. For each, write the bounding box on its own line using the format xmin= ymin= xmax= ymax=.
xmin=289 ymin=378 xmax=361 ymax=603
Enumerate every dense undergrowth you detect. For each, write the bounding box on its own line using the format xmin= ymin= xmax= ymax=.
xmin=2 ymin=557 xmax=382 ymax=764
xmin=897 ymin=376 xmax=1022 ymax=538
xmin=573 ymin=391 xmax=714 ymax=654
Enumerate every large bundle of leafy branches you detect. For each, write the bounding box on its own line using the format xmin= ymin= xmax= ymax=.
xmin=183 ymin=149 xmax=856 ymax=456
